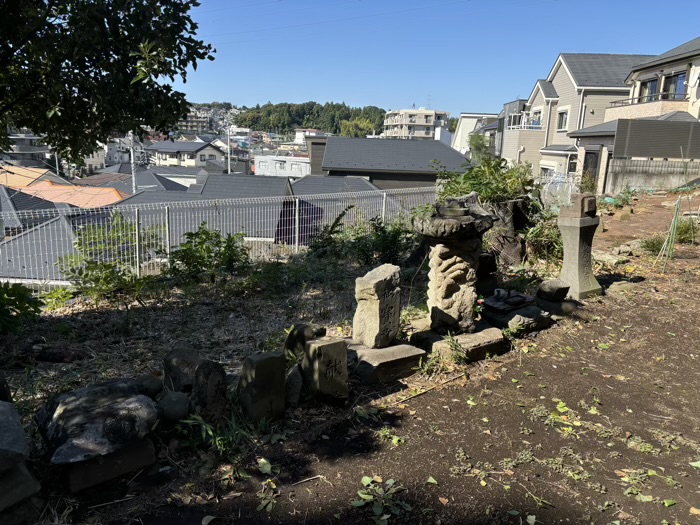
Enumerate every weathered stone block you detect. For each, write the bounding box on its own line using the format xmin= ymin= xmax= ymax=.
xmin=238 ymin=353 xmax=285 ymax=422
xmin=410 ymin=328 xmax=505 ymax=362
xmin=163 ymin=345 xmax=201 ymax=393
xmin=352 ymin=264 xmax=401 ymax=348
xmin=483 ymin=305 xmax=554 ymax=334
xmin=537 ymin=279 xmax=570 ymax=302
xmin=157 ymin=392 xmax=191 ymax=422
xmin=351 ymin=343 xmax=426 ymax=385
xmin=35 ymin=380 xmax=158 ymax=465
xmin=0 ymin=463 xmax=40 ymax=512
xmin=66 ymin=439 xmax=155 ymax=493
xmin=0 ymin=371 xmax=12 ymax=403
xmin=302 ymin=338 xmax=348 ymax=399
xmin=191 ymin=360 xmax=228 ymax=425
xmin=284 ymin=324 xmax=326 ymax=355
xmin=133 ymin=375 xmax=163 ymax=400
xmin=285 ymin=364 xmax=303 ymax=409
xmin=0 ymin=402 xmax=29 ymax=473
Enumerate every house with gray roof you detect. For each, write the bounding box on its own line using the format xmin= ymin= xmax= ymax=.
xmin=311 ymin=137 xmax=468 ymax=190
xmin=501 ymin=52 xmax=654 ymax=176
xmin=146 ymin=140 xmax=225 ymax=169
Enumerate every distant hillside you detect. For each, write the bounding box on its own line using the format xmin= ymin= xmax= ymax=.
xmin=234 ymin=102 xmax=386 ymax=135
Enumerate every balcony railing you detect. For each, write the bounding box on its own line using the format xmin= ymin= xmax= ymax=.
xmin=505 ymin=123 xmax=543 ymax=131
xmin=610 ymin=92 xmax=689 ymax=107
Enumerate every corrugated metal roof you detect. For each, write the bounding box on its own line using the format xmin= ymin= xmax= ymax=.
xmin=321 ymin=137 xmax=468 ymax=173
xmin=291 ymin=176 xmax=378 ymax=195
xmin=560 ymin=53 xmax=655 ymax=87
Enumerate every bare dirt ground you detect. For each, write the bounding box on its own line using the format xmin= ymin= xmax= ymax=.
xmin=4 ymin=192 xmax=700 ymax=525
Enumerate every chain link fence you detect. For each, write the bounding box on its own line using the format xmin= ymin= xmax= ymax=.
xmin=0 ymin=187 xmax=436 ymax=286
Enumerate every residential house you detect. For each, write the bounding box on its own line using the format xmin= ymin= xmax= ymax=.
xmin=0 ymin=185 xmax=68 ymax=234
xmin=312 ymin=136 xmax=468 ymax=189
xmin=146 ymin=141 xmax=225 ymax=168
xmin=254 ymin=155 xmax=311 ymax=177
xmin=605 ymin=36 xmax=700 ymax=122
xmin=451 ymin=112 xmax=499 ymax=154
xmin=294 ymin=129 xmax=329 ymax=145
xmin=1 ymin=128 xmax=51 ymax=168
xmin=470 ymin=120 xmax=499 ymax=158
xmin=0 ymin=165 xmax=69 ymax=188
xmin=383 ymin=109 xmax=450 ymax=140
xmin=501 ymin=53 xmax=653 ymax=176
xmin=16 ymin=181 xmax=127 ymax=208
xmin=82 ymin=149 xmax=106 ymax=174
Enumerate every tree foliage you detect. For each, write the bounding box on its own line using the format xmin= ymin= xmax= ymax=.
xmin=438 ymin=158 xmax=534 ymax=204
xmin=0 ymin=0 xmax=214 ymax=160
xmin=339 ymin=117 xmax=376 ymax=137
xmin=468 ymin=134 xmax=491 ymax=164
xmin=235 ymin=102 xmax=386 ymax=135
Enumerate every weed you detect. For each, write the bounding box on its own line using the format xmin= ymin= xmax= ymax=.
xmin=675 ymin=218 xmax=697 ymax=244
xmin=39 ymin=287 xmax=74 ymax=311
xmin=416 ymin=354 xmax=450 ymax=377
xmin=0 ymin=283 xmax=42 ymax=334
xmin=524 ymin=205 xmax=563 ymax=262
xmin=256 ymin=479 xmax=279 ymax=513
xmin=378 ymin=427 xmax=405 ymax=447
xmin=579 ymin=170 xmax=596 ymax=194
xmin=177 ymin=413 xmax=253 ymax=463
xmin=640 ymin=235 xmax=665 ymax=255
xmin=351 ymin=476 xmax=412 ymax=524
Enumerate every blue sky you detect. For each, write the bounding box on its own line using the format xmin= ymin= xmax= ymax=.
xmin=176 ymin=0 xmax=700 ymax=115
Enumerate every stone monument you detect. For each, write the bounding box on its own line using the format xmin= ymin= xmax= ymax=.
xmin=352 ymin=264 xmax=401 ymax=348
xmin=412 ymin=193 xmax=496 ymax=333
xmin=558 ymin=193 xmax=602 ymax=300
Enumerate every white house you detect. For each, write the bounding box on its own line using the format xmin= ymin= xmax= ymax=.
xmin=254 ymin=155 xmax=310 ymax=177
xmin=146 ymin=141 xmax=226 ymax=168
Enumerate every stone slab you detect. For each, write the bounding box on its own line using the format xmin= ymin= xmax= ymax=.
xmin=483 ymin=305 xmax=554 ymax=334
xmin=238 ymin=352 xmax=285 ymax=423
xmin=0 ymin=463 xmax=41 ymax=513
xmin=66 ymin=439 xmax=156 ymax=493
xmin=163 ymin=345 xmax=201 ymax=393
xmin=302 ymin=338 xmax=348 ymax=400
xmin=483 ymin=291 xmax=535 ymax=313
xmin=352 ymin=264 xmax=401 ymax=348
xmin=537 ymin=280 xmax=570 ymax=302
xmin=410 ymin=328 xmax=505 ymax=363
xmin=191 ymin=360 xmax=228 ymax=425
xmin=0 ymin=402 xmax=29 ymax=473
xmin=284 ymin=324 xmax=326 ymax=355
xmin=350 ymin=343 xmax=426 ymax=385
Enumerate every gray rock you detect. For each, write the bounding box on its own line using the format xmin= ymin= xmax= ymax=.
xmin=66 ymin=439 xmax=155 ymax=493
xmin=592 ymin=250 xmax=630 ymax=266
xmin=284 ymin=324 xmax=326 ymax=355
xmin=352 ymin=264 xmax=401 ymax=348
xmin=157 ymin=392 xmax=191 ymax=422
xmin=133 ymin=375 xmax=163 ymax=400
xmin=35 ymin=379 xmax=158 ymax=465
xmin=351 ymin=343 xmax=426 ymax=385
xmin=483 ymin=305 xmax=555 ymax=334
xmin=607 ymin=281 xmax=638 ymax=294
xmin=302 ymin=337 xmax=348 ymax=400
xmin=0 ymin=463 xmax=41 ymax=512
xmin=0 ymin=495 xmax=44 ymax=525
xmin=163 ymin=345 xmax=201 ymax=393
xmin=537 ymin=279 xmax=570 ymax=302
xmin=285 ymin=364 xmax=303 ymax=409
xmin=238 ymin=353 xmax=285 ymax=423
xmin=0 ymin=371 xmax=11 ymax=403
xmin=191 ymin=360 xmax=228 ymax=425
xmin=612 ymin=239 xmax=644 ymax=257
xmin=0 ymin=402 xmax=29 ymax=473
xmin=412 ymin=328 xmax=505 ymax=363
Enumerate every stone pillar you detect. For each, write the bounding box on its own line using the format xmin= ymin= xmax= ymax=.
xmin=238 ymin=352 xmax=285 ymax=422
xmin=558 ymin=193 xmax=602 ymax=300
xmin=427 ymin=237 xmax=481 ymax=334
xmin=352 ymin=264 xmax=401 ymax=348
xmin=302 ymin=337 xmax=348 ymax=400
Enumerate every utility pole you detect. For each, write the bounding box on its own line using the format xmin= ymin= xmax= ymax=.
xmin=227 ymin=119 xmax=231 ymax=174
xmin=54 ymin=151 xmax=60 ymax=176
xmin=129 ymin=130 xmax=137 ymax=194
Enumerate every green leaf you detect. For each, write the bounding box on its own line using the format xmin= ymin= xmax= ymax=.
xmin=426 ymin=476 xmax=438 ymax=485
xmin=588 ymin=407 xmax=599 ymax=415
xmin=527 ymin=515 xmax=537 ymax=525
xmin=257 ymin=458 xmax=272 ymax=475
xmin=351 ymin=500 xmax=366 ymax=507
xmin=511 ymin=379 xmax=519 ymax=383
xmin=358 ymin=491 xmax=374 ymax=500
xmin=556 ymin=401 xmax=569 ymax=413
xmin=361 ymin=476 xmax=373 ymax=486
xmin=507 ymin=510 xmax=520 ymax=516
xmin=689 ymin=460 xmax=700 ymax=468
xmin=598 ymin=343 xmax=610 ymax=350
xmin=663 ymin=499 xmax=677 ymax=507
xmin=636 ymin=494 xmax=653 ymax=503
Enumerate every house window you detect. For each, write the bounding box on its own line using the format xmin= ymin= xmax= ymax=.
xmin=169 ymin=153 xmax=177 ymax=159
xmin=639 ymin=78 xmax=658 ymax=102
xmin=663 ymin=72 xmax=687 ymax=100
xmin=567 ymin=155 xmax=578 ymax=174
xmin=200 ymin=154 xmax=206 ymax=161
xmin=276 ymin=162 xmax=285 ymax=170
xmin=291 ymin=163 xmax=301 ymax=172
xmin=557 ymin=111 xmax=568 ymax=131
xmin=208 ymin=154 xmax=216 ymax=160
xmin=188 ymin=154 xmax=195 ymax=159
xmin=508 ymin=114 xmax=522 ymax=127
xmin=531 ymin=111 xmax=542 ymax=125
xmin=258 ymin=161 xmax=267 ymax=170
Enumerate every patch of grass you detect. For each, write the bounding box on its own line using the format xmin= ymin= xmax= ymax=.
xmin=378 ymin=426 xmax=405 ymax=447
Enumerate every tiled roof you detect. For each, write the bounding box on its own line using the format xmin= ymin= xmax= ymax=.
xmin=146 ymin=140 xmax=224 ymax=153
xmin=321 ymin=137 xmax=468 ymax=173
xmin=631 ymin=36 xmax=700 ymax=72
xmin=16 ymin=181 xmax=127 ymax=208
xmin=291 ymin=176 xmax=378 ymax=195
xmin=569 ymin=111 xmax=699 ymax=137
xmin=560 ymin=53 xmax=655 ymax=87
xmin=0 ymin=165 xmax=70 ymax=188
xmin=537 ymin=80 xmax=559 ymax=99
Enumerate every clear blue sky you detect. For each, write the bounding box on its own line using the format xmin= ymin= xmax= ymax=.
xmin=176 ymin=0 xmax=700 ymax=115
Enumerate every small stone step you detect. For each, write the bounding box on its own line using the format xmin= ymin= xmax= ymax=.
xmin=349 ymin=342 xmax=426 ymax=385
xmin=410 ymin=328 xmax=505 ymax=363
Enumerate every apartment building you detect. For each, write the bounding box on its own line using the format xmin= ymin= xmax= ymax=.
xmin=383 ymin=108 xmax=449 ymax=140
xmin=451 ymin=112 xmax=499 ymax=154
xmin=501 ymin=53 xmax=653 ymax=176
xmin=1 ymin=128 xmax=51 ymax=168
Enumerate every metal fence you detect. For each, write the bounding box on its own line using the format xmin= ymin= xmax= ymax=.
xmin=0 ymin=187 xmax=436 ymax=286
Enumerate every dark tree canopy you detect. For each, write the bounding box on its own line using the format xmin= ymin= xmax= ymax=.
xmin=235 ymin=102 xmax=386 ymax=135
xmin=0 ymin=0 xmax=214 ymax=160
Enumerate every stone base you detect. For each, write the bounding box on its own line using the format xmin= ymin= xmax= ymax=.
xmin=348 ymin=341 xmax=426 ymax=385
xmin=0 ymin=463 xmax=41 ymax=512
xmin=410 ymin=328 xmax=505 ymax=363
xmin=66 ymin=439 xmax=156 ymax=493
xmin=482 ymin=305 xmax=555 ymax=334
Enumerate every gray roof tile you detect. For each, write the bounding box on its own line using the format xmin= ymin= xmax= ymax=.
xmin=560 ymin=53 xmax=655 ymax=87
xmin=537 ymin=79 xmax=559 ymax=99
xmin=632 ymin=36 xmax=700 ymax=71
xmin=291 ymin=176 xmax=378 ymax=195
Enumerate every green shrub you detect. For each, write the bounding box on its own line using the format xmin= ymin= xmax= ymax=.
xmin=0 ymin=283 xmax=42 ymax=334
xmin=640 ymin=235 xmax=665 ymax=254
xmin=580 ymin=170 xmax=596 ymax=194
xmin=39 ymin=287 xmax=74 ymax=311
xmin=523 ymin=207 xmax=563 ymax=262
xmin=64 ymin=260 xmax=133 ymax=302
xmin=675 ymin=218 xmax=697 ymax=244
xmin=168 ymin=222 xmax=249 ymax=280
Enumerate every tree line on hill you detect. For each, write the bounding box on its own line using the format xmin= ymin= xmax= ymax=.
xmin=234 ymin=102 xmax=386 ymax=137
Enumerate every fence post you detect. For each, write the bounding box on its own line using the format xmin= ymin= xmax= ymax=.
xmin=381 ymin=192 xmax=387 ymax=222
xmin=294 ymin=198 xmax=300 ymax=253
xmin=135 ymin=208 xmax=141 ymax=278
xmin=164 ymin=206 xmax=171 ymax=258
